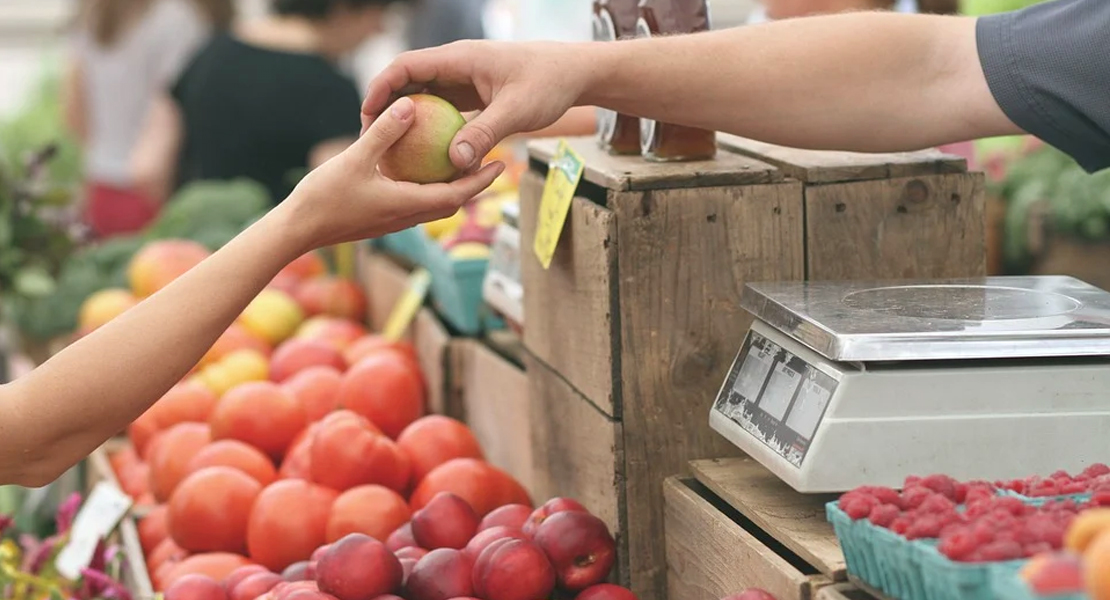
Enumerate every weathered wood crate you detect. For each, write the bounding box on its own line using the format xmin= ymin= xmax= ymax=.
xmin=87 ymin=440 xmax=156 ymax=599
xmin=456 ymin=332 xmax=534 ymax=495
xmin=665 ymin=457 xmax=862 ymax=600
xmin=518 ymin=136 xmax=984 ymax=600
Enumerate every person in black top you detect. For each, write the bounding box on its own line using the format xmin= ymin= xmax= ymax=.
xmin=132 ymin=0 xmax=408 ymax=205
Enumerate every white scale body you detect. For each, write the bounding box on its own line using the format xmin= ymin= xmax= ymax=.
xmin=482 ymin=201 xmax=524 ymax=330
xmin=709 ymin=276 xmax=1110 ymax=493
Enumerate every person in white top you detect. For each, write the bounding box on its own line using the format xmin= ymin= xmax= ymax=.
xmin=62 ymin=0 xmax=231 ymax=238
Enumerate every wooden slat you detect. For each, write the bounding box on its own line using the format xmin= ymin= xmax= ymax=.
xmin=360 ymin=250 xmax=415 ymax=336
xmin=690 ymin=457 xmax=846 ymax=579
xmin=524 ymin=352 xmax=624 ymax=578
xmin=119 ymin=516 xmax=155 ymax=599
xmin=611 ymin=179 xmax=806 ymax=598
xmin=805 ymin=173 xmax=986 ymax=280
xmin=413 ymin=308 xmax=451 ymax=416
xmin=717 ymin=134 xmax=967 ymax=184
xmin=460 ymin=340 xmax=534 ymax=494
xmin=520 ymin=171 xmax=619 ymax=417
xmin=527 ymin=137 xmax=783 ymax=192
xmin=816 ymin=584 xmax=877 ymax=600
xmin=664 ymin=477 xmax=824 ymax=600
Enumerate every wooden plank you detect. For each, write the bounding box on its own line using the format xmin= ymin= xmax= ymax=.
xmin=816 ymin=584 xmax=877 ymax=600
xmin=690 ymin=457 xmax=845 ymax=579
xmin=664 ymin=477 xmax=823 ymax=600
xmin=718 ymin=134 xmax=967 ymax=184
xmin=805 ymin=173 xmax=986 ymax=280
xmin=360 ymin=251 xmax=415 ymax=336
xmin=460 ymin=340 xmax=534 ymax=494
xmin=527 ymin=137 xmax=783 ymax=192
xmin=611 ymin=179 xmax=806 ymax=599
xmin=524 ymin=352 xmax=624 ymax=579
xmin=119 ymin=516 xmax=155 ymax=599
xmin=484 ymin=329 xmax=524 ymax=368
xmin=520 ymin=170 xmax=619 ymax=417
xmin=413 ymin=308 xmax=451 ymax=416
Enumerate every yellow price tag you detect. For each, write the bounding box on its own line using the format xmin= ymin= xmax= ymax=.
xmin=382 ymin=268 xmax=431 ymax=342
xmin=335 ymin=242 xmax=357 ymax=279
xmin=533 ymin=140 xmax=585 ymax=270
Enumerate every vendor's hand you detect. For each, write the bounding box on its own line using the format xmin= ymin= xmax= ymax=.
xmin=284 ymin=96 xmax=505 ymax=251
xmin=361 ymin=41 xmax=591 ymax=172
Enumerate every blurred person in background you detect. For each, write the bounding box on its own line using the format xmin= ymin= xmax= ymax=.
xmin=406 ymin=0 xmax=487 ymax=50
xmin=63 ymin=0 xmax=232 ymax=239
xmin=131 ymin=0 xmax=407 ymax=207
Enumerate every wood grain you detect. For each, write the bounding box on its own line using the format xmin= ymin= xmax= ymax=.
xmin=805 ymin=173 xmax=986 ymax=280
xmin=527 ymin=137 xmax=783 ymax=192
xmin=520 ymin=170 xmax=619 ymax=417
xmin=690 ymin=457 xmax=846 ymax=579
xmin=413 ymin=308 xmax=451 ymax=416
xmin=717 ymin=134 xmax=967 ymax=184
xmin=664 ymin=477 xmax=828 ymax=600
xmin=460 ymin=340 xmax=534 ymax=494
xmin=816 ymin=584 xmax=877 ymax=600
xmin=611 ymin=180 xmax=806 ymax=599
xmin=524 ymin=352 xmax=625 ymax=579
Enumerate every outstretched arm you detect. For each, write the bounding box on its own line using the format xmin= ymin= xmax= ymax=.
xmin=0 ymin=97 xmax=505 ymax=488
xmin=364 ymin=12 xmax=1019 ymax=170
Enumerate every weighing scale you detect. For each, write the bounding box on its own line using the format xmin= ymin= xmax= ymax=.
xmin=709 ymin=276 xmax=1110 ymax=493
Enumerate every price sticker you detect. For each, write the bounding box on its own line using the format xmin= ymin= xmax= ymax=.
xmin=533 ymin=140 xmax=585 ymax=270
xmin=55 ymin=482 xmax=132 ymax=580
xmin=382 ymin=268 xmax=431 ymax=342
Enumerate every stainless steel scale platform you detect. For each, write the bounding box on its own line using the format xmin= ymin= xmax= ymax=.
xmin=708 ymin=276 xmax=1110 ymax=493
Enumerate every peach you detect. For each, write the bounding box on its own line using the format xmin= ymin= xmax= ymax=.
xmin=311 ymin=545 xmax=331 ymax=563
xmin=533 ymin=511 xmax=616 ymax=591
xmin=128 ymin=239 xmax=211 ymax=298
xmin=387 ymin=523 xmax=418 ymax=552
xmin=576 ymin=585 xmax=639 ymax=600
xmin=195 ymin=349 xmax=270 ymax=397
xmin=1087 ymin=530 xmax=1110 ymax=600
xmin=378 ymin=94 xmax=466 ymax=184
xmin=272 ymin=581 xmax=321 ymax=600
xmin=278 ymin=252 xmax=327 ymax=282
xmin=412 ymin=493 xmax=480 ymax=550
xmin=463 ymin=526 xmax=528 ymax=562
xmin=406 ymin=549 xmax=474 ymax=600
xmin=223 ymin=565 xmax=269 ymax=592
xmin=294 ymin=277 xmax=367 ymax=322
xmin=522 ymin=498 xmax=588 ymax=537
xmin=1065 ymin=508 xmax=1110 ymax=553
xmin=316 ymin=534 xmax=403 ymax=600
xmin=472 ymin=539 xmax=555 ymax=600
xmin=295 ymin=317 xmax=366 ymax=350
xmin=270 ymin=339 xmax=347 ymax=383
xmin=77 ymin=288 xmax=138 ymax=335
xmin=165 ymin=574 xmax=228 ymax=600
xmin=479 ymin=505 xmax=533 ymax=532
xmin=1020 ymin=553 xmax=1084 ymax=595
xmin=282 ymin=561 xmax=315 ymax=582
xmin=231 ymin=572 xmax=284 ymax=600
xmin=240 ymin=289 xmax=305 ymax=345
xmin=395 ymin=547 xmax=428 ymax=561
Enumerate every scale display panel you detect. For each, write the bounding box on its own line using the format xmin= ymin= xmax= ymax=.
xmin=713 ymin=329 xmax=839 ymax=468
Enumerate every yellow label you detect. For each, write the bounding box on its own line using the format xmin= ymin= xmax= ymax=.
xmin=382 ymin=268 xmax=431 ymax=342
xmin=334 ymin=242 xmax=357 ymax=279
xmin=533 ymin=140 xmax=585 ymax=269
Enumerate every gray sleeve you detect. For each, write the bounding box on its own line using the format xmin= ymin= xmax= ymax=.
xmin=976 ymin=0 xmax=1110 ymax=172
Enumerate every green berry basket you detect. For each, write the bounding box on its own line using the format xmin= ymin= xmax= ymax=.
xmin=424 ymin=239 xmax=505 ymax=336
xmin=378 ymin=227 xmax=430 ymax=267
xmin=917 ymin=543 xmax=1027 ymax=600
xmin=827 ymin=502 xmax=922 ymax=599
xmin=989 ymin=562 xmax=1091 ymax=600
xmin=996 ymin=490 xmax=1093 ymax=507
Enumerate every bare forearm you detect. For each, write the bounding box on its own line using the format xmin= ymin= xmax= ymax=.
xmin=0 ymin=203 xmax=309 ymax=486
xmin=581 ymin=12 xmax=1019 ymax=152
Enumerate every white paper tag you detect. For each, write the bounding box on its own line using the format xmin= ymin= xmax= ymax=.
xmin=54 ymin=482 xmax=132 ymax=580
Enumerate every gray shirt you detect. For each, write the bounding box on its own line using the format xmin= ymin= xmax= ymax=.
xmin=406 ymin=0 xmax=487 ymax=50
xmin=978 ymin=0 xmax=1110 ymax=172
xmin=73 ymin=0 xmax=210 ymax=185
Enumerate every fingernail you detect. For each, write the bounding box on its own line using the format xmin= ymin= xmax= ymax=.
xmin=391 ymin=97 xmax=414 ymax=120
xmin=456 ymin=142 xmax=475 ymax=166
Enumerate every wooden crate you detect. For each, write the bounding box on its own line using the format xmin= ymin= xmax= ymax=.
xmin=718 ymin=134 xmax=986 ymax=279
xmin=87 ymin=440 xmax=155 ymax=599
xmin=664 ymin=457 xmax=858 ymax=600
xmin=456 ymin=335 xmax=534 ymax=494
xmin=519 ymin=136 xmax=984 ymax=600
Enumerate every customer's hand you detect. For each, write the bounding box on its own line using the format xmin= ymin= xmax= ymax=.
xmin=361 ymin=41 xmax=592 ymax=172
xmin=283 ymin=96 xmax=505 ymax=251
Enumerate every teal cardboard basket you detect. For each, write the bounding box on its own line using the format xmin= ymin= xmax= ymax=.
xmin=378 ymin=227 xmax=429 ymax=266
xmin=990 ymin=562 xmax=1090 ymax=600
xmin=424 ymin=240 xmax=504 ymax=335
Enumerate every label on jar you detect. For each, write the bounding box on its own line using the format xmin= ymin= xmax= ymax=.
xmin=593 ymin=9 xmax=618 ymax=144
xmin=635 ymin=17 xmax=659 ymax=155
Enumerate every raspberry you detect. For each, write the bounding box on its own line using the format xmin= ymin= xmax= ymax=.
xmin=901 ymin=487 xmax=933 ymax=510
xmin=970 ymin=521 xmax=998 ymax=545
xmin=953 ymin=483 xmax=969 ymax=504
xmin=1029 ymin=478 xmax=1061 ymax=497
xmin=903 ymin=475 xmax=922 ymax=489
xmin=1061 ymin=481 xmax=1089 ymax=494
xmin=997 ymin=480 xmax=1026 ymax=494
xmin=964 ymin=486 xmax=996 ymax=507
xmin=962 ymin=549 xmax=986 ymax=563
xmin=1022 ymin=515 xmax=1065 ymax=548
xmin=1083 ymin=463 xmax=1110 ymax=478
xmin=1023 ymin=542 xmax=1052 ymax=556
xmin=938 ymin=530 xmax=978 ymax=561
xmin=857 ymin=486 xmax=902 ymax=508
xmin=906 ymin=514 xmax=944 ymax=540
xmin=1049 ymin=470 xmax=1072 ymax=481
xmin=918 ymin=494 xmax=957 ymax=516
xmin=921 ymin=474 xmax=960 ymax=500
xmin=977 ymin=539 xmax=1025 ymax=562
xmin=843 ymin=495 xmax=879 ymax=520
xmin=993 ymin=497 xmax=1031 ymax=517
xmin=1092 ymin=491 xmax=1110 ymax=507
xmin=868 ymin=504 xmax=901 ymax=528
xmin=890 ymin=516 xmax=912 ymax=536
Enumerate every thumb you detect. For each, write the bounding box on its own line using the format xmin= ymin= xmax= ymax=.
xmin=356 ymin=96 xmax=415 ymax=164
xmin=449 ymin=105 xmax=518 ymax=170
